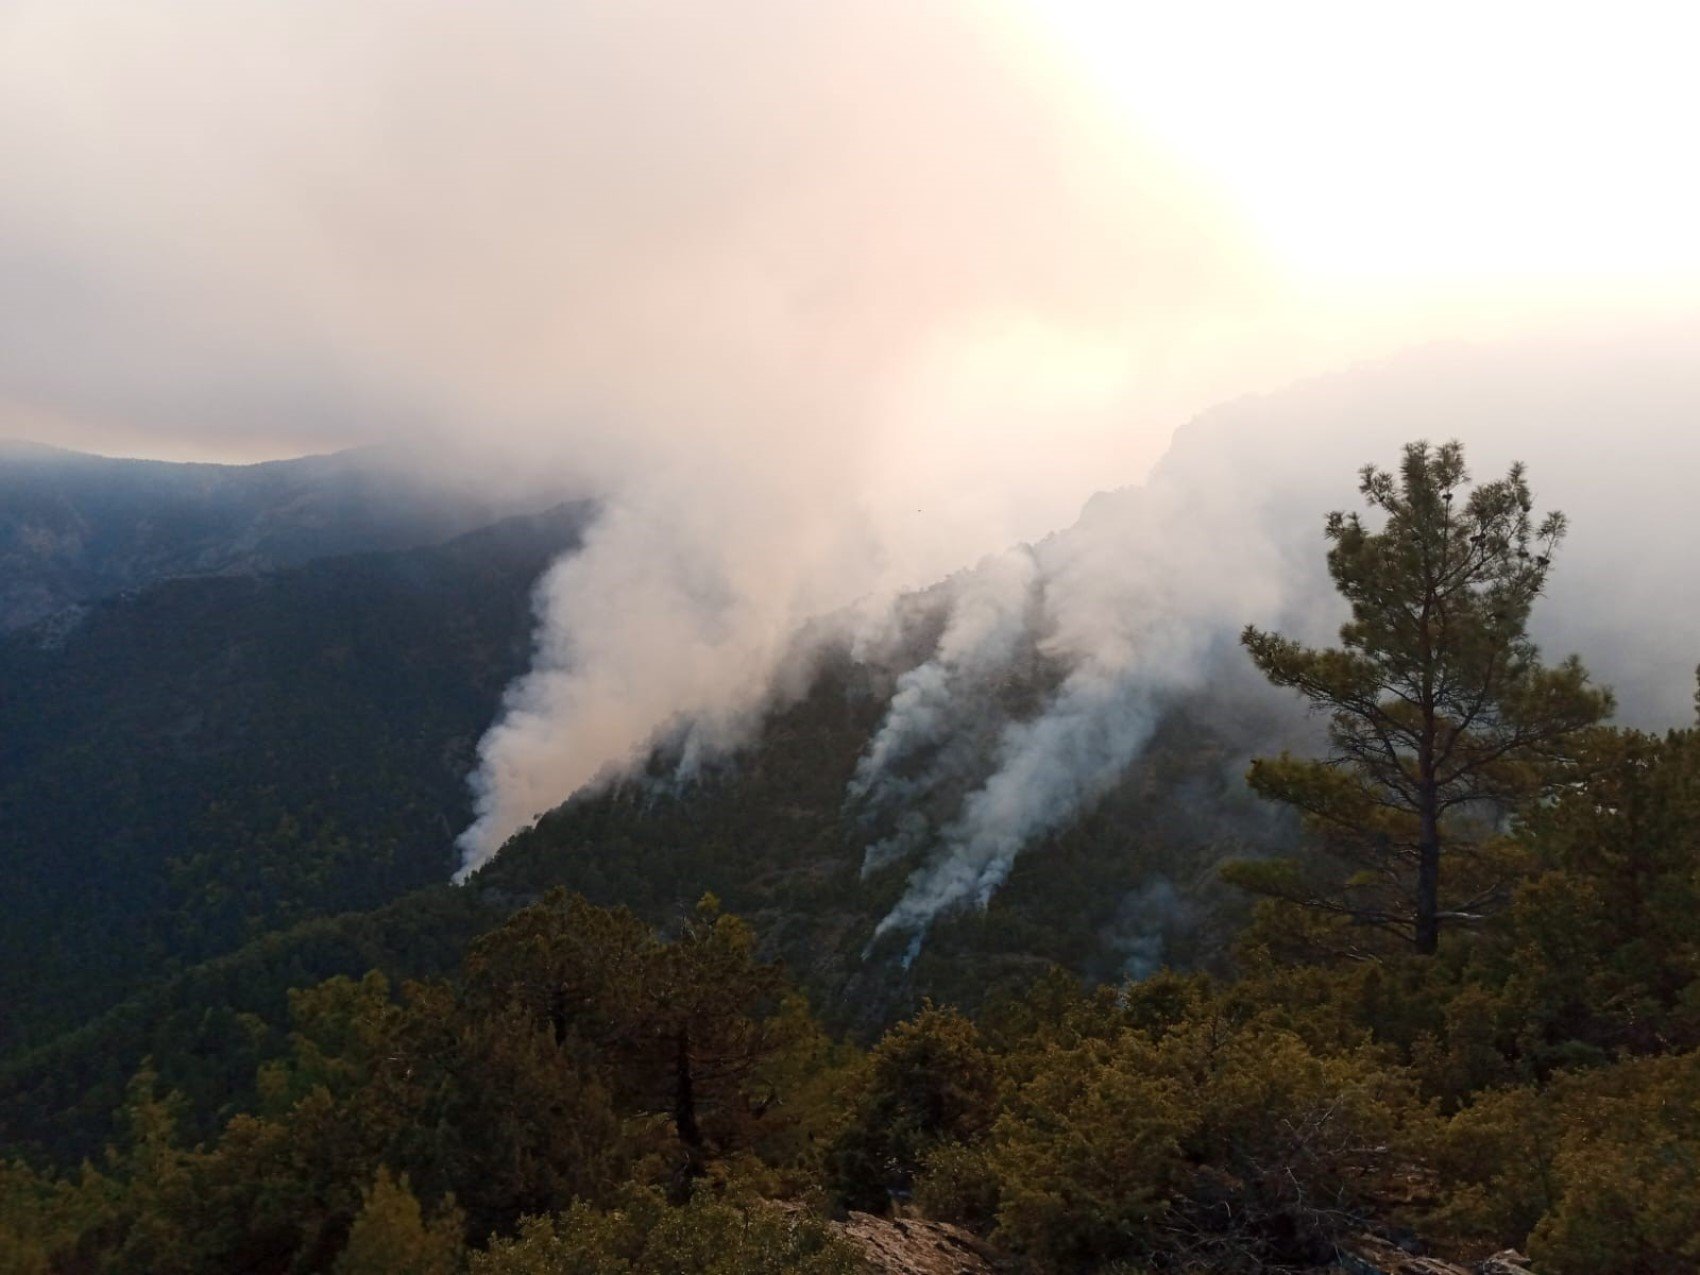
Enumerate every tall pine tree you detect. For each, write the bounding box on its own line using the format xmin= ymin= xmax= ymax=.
xmin=1234 ymin=440 xmax=1612 ymax=954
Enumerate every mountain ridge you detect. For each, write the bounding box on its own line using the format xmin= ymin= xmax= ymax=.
xmin=0 ymin=440 xmax=580 ymax=630
xmin=0 ymin=501 xmax=591 ymax=1053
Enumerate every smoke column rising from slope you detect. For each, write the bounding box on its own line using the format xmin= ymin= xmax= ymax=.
xmin=0 ymin=0 xmax=1271 ymax=873
xmin=867 ymin=424 xmax=1291 ymax=952
xmin=846 ymin=547 xmax=1039 ymax=874
xmin=856 ymin=327 xmax=1700 ymax=953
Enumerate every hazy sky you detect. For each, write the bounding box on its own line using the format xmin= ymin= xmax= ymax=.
xmin=1040 ymin=1 xmax=1700 ymax=292
xmin=6 ymin=0 xmax=1696 ymax=514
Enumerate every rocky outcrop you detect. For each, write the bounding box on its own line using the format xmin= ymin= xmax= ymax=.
xmin=835 ymin=1212 xmax=1002 ymax=1275
xmin=1339 ymin=1234 xmax=1533 ymax=1275
xmin=831 ymin=1215 xmax=1533 ymax=1275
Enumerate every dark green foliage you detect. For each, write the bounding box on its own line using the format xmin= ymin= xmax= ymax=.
xmin=470 ymin=1188 xmax=863 ymax=1275
xmin=894 ymin=983 xmax=1420 ymax=1273
xmin=1428 ymin=1052 xmax=1700 ymax=1272
xmin=459 ymin=890 xmax=813 ymax=1207
xmin=1500 ymin=726 xmax=1700 ymax=1057
xmin=6 ymin=735 xmax=1700 ymax=1275
xmin=0 ymin=892 xmax=843 ymax=1273
xmin=0 ymin=886 xmax=500 ymax=1164
xmin=890 ymin=728 xmax=1700 ymax=1273
xmin=1236 ymin=440 xmax=1612 ymax=953
xmin=335 ymin=1169 xmax=465 ymax=1275
xmin=828 ymin=1004 xmax=999 ymax=1212
xmin=0 ymin=504 xmax=587 ymax=1052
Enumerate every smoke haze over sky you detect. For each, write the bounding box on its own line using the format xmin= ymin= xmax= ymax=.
xmin=3 ymin=0 xmax=1698 ymax=879
xmin=857 ymin=326 xmax=1700 ymax=950
xmin=10 ymin=0 xmax=1698 ymax=472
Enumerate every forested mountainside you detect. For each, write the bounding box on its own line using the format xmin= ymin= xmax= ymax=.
xmin=0 ymin=596 xmax=1298 ymax=1163
xmin=7 ymin=719 xmax=1700 ymax=1273
xmin=4 ymin=438 xmax=1699 ymax=1272
xmin=0 ymin=441 xmax=566 ymax=630
xmin=0 ymin=502 xmax=589 ymax=1052
xmin=477 ymin=631 xmax=1301 ymax=1029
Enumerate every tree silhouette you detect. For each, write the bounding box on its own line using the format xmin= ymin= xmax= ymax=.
xmin=1233 ymin=440 xmax=1612 ymax=954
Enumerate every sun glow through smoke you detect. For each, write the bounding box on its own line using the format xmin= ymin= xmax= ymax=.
xmin=1015 ymin=0 xmax=1700 ymax=304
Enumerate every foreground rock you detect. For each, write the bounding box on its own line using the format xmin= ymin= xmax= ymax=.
xmin=834 ymin=1216 xmax=1535 ymax=1275
xmin=1339 ymin=1234 xmax=1533 ymax=1275
xmin=831 ymin=1212 xmax=1534 ymax=1275
xmin=836 ymin=1211 xmax=1001 ymax=1275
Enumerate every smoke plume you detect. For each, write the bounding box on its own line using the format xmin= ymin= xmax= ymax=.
xmin=846 ymin=547 xmax=1039 ymax=873
xmin=866 ymin=422 xmax=1290 ymax=952
xmin=0 ymin=0 xmax=1269 ymax=873
xmin=3 ymin=2 xmax=1697 ymax=902
xmin=857 ymin=326 xmax=1700 ymax=953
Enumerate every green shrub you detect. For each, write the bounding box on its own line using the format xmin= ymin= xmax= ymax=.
xmin=470 ymin=1188 xmax=860 ymax=1275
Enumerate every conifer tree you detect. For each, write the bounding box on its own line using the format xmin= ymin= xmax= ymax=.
xmin=1233 ymin=440 xmax=1612 ymax=954
xmin=335 ymin=1168 xmax=464 ymax=1275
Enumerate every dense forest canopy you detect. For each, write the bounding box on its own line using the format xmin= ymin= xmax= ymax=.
xmin=0 ymin=504 xmax=589 ymax=1051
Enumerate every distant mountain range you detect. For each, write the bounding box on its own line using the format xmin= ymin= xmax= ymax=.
xmin=0 ymin=440 xmax=572 ymax=631
xmin=0 ymin=441 xmax=594 ymax=1051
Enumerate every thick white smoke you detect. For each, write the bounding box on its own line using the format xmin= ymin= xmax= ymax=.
xmin=0 ymin=0 xmax=1270 ymax=876
xmin=846 ymin=547 xmax=1039 ymax=873
xmin=867 ymin=427 xmax=1290 ymax=954
xmin=859 ymin=324 xmax=1700 ymax=954
xmin=0 ymin=0 xmax=1278 ymax=884
xmin=386 ymin=2 xmax=1270 ymax=874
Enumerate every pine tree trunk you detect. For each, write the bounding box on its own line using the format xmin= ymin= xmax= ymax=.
xmin=1415 ymin=786 xmax=1441 ymax=955
xmin=669 ymin=1026 xmax=705 ymax=1204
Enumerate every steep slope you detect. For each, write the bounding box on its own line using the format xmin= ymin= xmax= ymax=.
xmin=0 ymin=886 xmax=498 ymax=1165
xmin=0 ymin=440 xmax=572 ymax=630
xmin=0 ymin=502 xmax=590 ymax=1051
xmin=474 ymin=620 xmax=1300 ymax=1032
xmin=0 ymin=614 xmax=1301 ymax=1165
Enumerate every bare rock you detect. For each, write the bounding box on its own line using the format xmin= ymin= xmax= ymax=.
xmin=830 ymin=1216 xmax=1532 ymax=1275
xmin=1478 ymin=1253 xmax=1533 ymax=1275
xmin=1337 ymin=1234 xmax=1536 ymax=1275
xmin=1338 ymin=1234 xmax=1470 ymax=1274
xmin=835 ymin=1211 xmax=1001 ymax=1275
